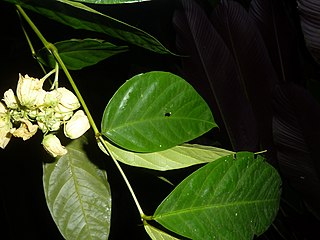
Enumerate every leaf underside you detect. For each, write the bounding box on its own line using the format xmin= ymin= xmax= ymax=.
xmin=144 ymin=222 xmax=181 ymax=240
xmin=103 ymin=141 xmax=233 ymax=171
xmin=43 ymin=136 xmax=111 ymax=240
xmin=154 ymin=152 xmax=281 ymax=240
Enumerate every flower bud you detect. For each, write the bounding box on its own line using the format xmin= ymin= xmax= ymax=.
xmin=64 ymin=110 xmax=90 ymax=139
xmin=54 ymin=87 xmax=80 ymax=113
xmin=3 ymin=89 xmax=19 ymax=109
xmin=0 ymin=102 xmax=12 ymax=149
xmin=42 ymin=134 xmax=67 ymax=157
xmin=16 ymin=74 xmax=46 ymax=108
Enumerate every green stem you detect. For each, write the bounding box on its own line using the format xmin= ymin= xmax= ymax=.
xmin=16 ymin=5 xmax=99 ymax=136
xmin=16 ymin=6 xmax=47 ymax=74
xmin=53 ymin=51 xmax=100 ymax=136
xmin=16 ymin=5 xmax=48 ymax=54
xmin=16 ymin=4 xmax=149 ymax=222
xmin=17 ymin=9 xmax=35 ymax=57
xmin=98 ymin=136 xmax=150 ymax=220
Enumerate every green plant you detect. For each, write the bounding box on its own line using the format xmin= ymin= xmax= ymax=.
xmin=0 ymin=0 xmax=281 ymax=239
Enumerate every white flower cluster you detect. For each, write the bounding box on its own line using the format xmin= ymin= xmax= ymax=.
xmin=0 ymin=74 xmax=90 ymax=157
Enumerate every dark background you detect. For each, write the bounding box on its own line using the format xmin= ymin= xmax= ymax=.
xmin=1 ymin=0 xmax=320 ymax=239
xmin=0 ymin=1 xmax=183 ymax=239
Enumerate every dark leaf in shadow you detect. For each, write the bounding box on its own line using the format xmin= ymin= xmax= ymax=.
xmin=173 ymin=0 xmax=259 ymax=152
xmin=273 ymin=82 xmax=320 ymax=219
xmin=209 ymin=0 xmax=278 ymax=163
xmin=298 ymin=0 xmax=320 ymax=65
xmin=249 ymin=0 xmax=302 ymax=83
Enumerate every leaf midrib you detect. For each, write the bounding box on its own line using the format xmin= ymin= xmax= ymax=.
xmin=68 ymin=149 xmax=94 ymax=240
xmin=156 ymin=198 xmax=278 ymax=218
xmin=107 ymin=116 xmax=214 ymax=132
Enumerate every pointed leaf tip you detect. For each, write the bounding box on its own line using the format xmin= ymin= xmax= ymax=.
xmin=154 ymin=152 xmax=281 ymax=240
xmin=101 ymin=71 xmax=217 ymax=152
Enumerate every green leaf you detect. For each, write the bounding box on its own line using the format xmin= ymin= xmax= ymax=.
xmin=153 ymin=152 xmax=282 ymax=240
xmin=43 ymin=136 xmax=111 ymax=240
xmin=100 ymin=140 xmax=233 ymax=170
xmin=58 ymin=0 xmax=172 ymax=53
xmin=101 ymin=71 xmax=217 ymax=152
xmin=37 ymin=38 xmax=128 ymax=70
xmin=6 ymin=0 xmax=173 ymax=54
xmin=144 ymin=222 xmax=181 ymax=240
xmin=69 ymin=0 xmax=150 ymax=4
